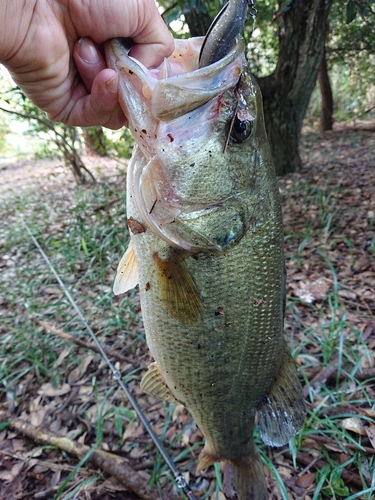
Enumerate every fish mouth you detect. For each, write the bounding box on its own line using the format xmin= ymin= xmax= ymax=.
xmin=105 ymin=36 xmax=244 ymax=122
xmin=105 ymin=36 xmax=248 ymax=252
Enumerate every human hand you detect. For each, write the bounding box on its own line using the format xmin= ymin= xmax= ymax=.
xmin=0 ymin=0 xmax=174 ymax=128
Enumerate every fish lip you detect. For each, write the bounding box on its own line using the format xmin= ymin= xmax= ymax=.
xmin=105 ymin=36 xmax=245 ymax=123
xmin=105 ymin=36 xmax=244 ymax=88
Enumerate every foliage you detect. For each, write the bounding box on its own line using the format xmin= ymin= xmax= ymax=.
xmin=81 ymin=126 xmax=135 ymax=159
xmin=161 ymin=0 xmax=221 ymax=36
xmin=0 ymin=113 xmax=8 ymax=153
xmin=160 ymin=0 xmax=375 ymax=122
xmin=0 ymin=86 xmax=95 ymax=183
xmin=326 ymin=0 xmax=375 ymax=118
xmin=108 ymin=127 xmax=135 ymax=159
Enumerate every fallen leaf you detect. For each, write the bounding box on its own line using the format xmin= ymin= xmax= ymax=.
xmin=30 ymin=409 xmax=47 ymax=427
xmin=338 ymin=289 xmax=357 ymax=300
xmin=294 ymin=278 xmax=329 ymax=303
xmin=123 ymin=422 xmax=143 ymax=441
xmin=352 ymin=255 xmax=371 ymax=273
xmin=342 ymin=417 xmax=367 ymax=436
xmin=296 ymin=472 xmax=316 ymax=489
xmin=37 ymin=383 xmax=71 ymax=397
xmin=0 ymin=461 xmax=24 ymax=482
xmin=210 ymin=492 xmax=226 ymax=500
xmin=365 ymin=426 xmax=375 ymax=449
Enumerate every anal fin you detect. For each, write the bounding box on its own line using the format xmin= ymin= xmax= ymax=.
xmin=257 ymin=348 xmax=306 ymax=446
xmin=140 ymin=362 xmax=179 ymax=404
xmin=197 ymin=445 xmax=219 ymax=472
xmin=113 ymin=241 xmax=139 ymax=295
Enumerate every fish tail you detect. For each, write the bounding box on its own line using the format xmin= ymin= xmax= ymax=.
xmin=227 ymin=448 xmax=268 ymax=500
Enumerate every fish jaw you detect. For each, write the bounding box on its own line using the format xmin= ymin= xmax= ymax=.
xmin=106 ymin=38 xmax=252 ymax=252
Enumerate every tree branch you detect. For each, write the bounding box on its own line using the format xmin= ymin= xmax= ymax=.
xmin=36 ymin=319 xmax=139 ymax=367
xmin=0 ymin=105 xmax=95 ymax=183
xmin=0 ymin=411 xmax=178 ymax=500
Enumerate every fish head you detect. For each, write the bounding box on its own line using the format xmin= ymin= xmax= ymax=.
xmin=106 ymin=37 xmax=270 ymax=252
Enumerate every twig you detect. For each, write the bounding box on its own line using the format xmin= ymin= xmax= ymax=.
xmin=0 ymin=411 xmax=177 ymax=500
xmin=308 ymin=434 xmax=375 ymax=455
xmin=35 ymin=319 xmax=138 ymax=366
xmin=283 ymin=450 xmax=371 ymax=489
xmin=304 ymin=355 xmax=338 ymax=396
xmin=0 ymin=105 xmax=95 ymax=183
xmin=303 ymin=348 xmax=375 ymax=397
xmin=298 ymin=456 xmax=320 ymax=476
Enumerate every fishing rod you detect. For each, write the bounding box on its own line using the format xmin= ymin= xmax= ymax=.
xmin=23 ymin=221 xmax=197 ymax=500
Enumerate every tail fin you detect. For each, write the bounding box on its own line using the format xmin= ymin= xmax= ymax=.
xmin=226 ymin=448 xmax=268 ymax=500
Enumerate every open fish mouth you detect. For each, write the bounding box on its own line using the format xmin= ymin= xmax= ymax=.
xmin=105 ymin=37 xmax=254 ymax=252
xmin=106 ymin=36 xmax=244 ymax=124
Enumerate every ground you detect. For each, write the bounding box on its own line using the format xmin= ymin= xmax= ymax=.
xmin=0 ymin=124 xmax=374 ymax=500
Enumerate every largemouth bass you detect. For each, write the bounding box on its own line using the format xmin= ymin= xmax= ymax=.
xmin=106 ymin=12 xmax=305 ymax=500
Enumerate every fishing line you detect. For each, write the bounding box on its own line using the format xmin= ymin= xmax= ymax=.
xmin=23 ymin=221 xmax=197 ymax=500
xmin=248 ymin=0 xmax=257 ymax=35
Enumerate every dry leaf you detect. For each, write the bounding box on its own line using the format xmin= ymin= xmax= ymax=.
xmin=0 ymin=461 xmax=24 ymax=482
xmin=210 ymin=492 xmax=226 ymax=500
xmin=53 ymin=348 xmax=71 ymax=368
xmin=352 ymin=255 xmax=371 ymax=273
xmin=277 ymin=466 xmax=293 ymax=479
xmin=30 ymin=408 xmax=47 ymax=427
xmin=38 ymin=383 xmax=71 ymax=397
xmin=338 ymin=289 xmax=357 ymax=300
xmin=365 ymin=426 xmax=375 ymax=449
xmin=42 ymin=286 xmax=63 ymax=297
xmin=68 ymin=366 xmax=81 ymax=384
xmin=294 ymin=278 xmax=329 ymax=303
xmin=295 ymin=472 xmax=316 ymax=489
xmin=342 ymin=417 xmax=367 ymax=436
xmin=123 ymin=422 xmax=143 ymax=441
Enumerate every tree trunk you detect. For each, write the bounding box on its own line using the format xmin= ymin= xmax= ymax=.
xmin=258 ymin=0 xmax=333 ymax=176
xmin=183 ymin=0 xmax=212 ymax=37
xmin=318 ymin=45 xmax=334 ymax=131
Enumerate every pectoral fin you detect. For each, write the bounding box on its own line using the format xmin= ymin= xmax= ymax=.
xmin=257 ymin=349 xmax=306 ymax=446
xmin=113 ymin=242 xmax=139 ymax=295
xmin=153 ymin=251 xmax=203 ymax=323
xmin=140 ymin=362 xmax=179 ymax=404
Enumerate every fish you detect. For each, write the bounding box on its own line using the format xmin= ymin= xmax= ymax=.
xmin=105 ymin=4 xmax=306 ymax=498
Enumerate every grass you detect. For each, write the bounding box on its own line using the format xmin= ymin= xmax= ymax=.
xmin=0 ymin=131 xmax=375 ymax=499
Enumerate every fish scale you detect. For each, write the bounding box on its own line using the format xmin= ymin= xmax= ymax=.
xmin=106 ymin=31 xmax=305 ymax=500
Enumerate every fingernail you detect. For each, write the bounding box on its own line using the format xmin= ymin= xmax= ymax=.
xmin=106 ymin=74 xmax=118 ymax=94
xmin=78 ymin=37 xmax=101 ymax=64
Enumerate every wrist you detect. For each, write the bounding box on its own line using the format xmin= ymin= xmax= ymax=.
xmin=0 ymin=0 xmax=36 ymax=64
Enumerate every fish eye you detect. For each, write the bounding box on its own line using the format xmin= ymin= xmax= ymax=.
xmin=230 ymin=116 xmax=252 ymax=143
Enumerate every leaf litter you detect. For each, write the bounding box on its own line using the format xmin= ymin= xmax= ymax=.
xmin=0 ymin=124 xmax=374 ymax=499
